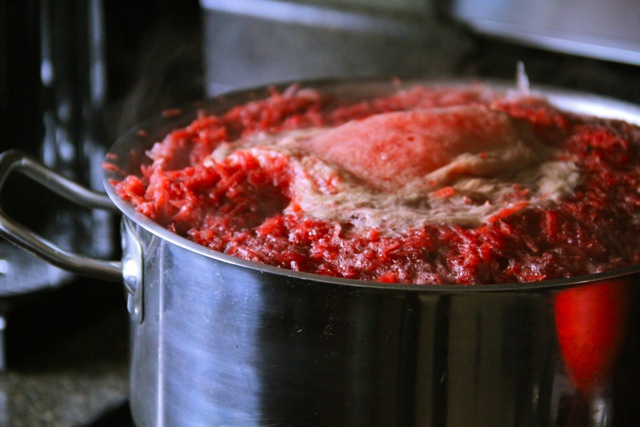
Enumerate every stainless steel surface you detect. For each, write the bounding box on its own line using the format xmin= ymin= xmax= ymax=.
xmin=200 ymin=0 xmax=468 ymax=95
xmin=3 ymin=79 xmax=640 ymax=425
xmin=122 ymin=216 xmax=640 ymax=426
xmin=105 ymin=79 xmax=640 ymax=426
xmin=0 ymin=0 xmax=116 ymax=297
xmin=446 ymin=0 xmax=640 ymax=66
xmin=122 ymin=218 xmax=145 ymax=324
xmin=0 ymin=151 xmax=122 ymax=283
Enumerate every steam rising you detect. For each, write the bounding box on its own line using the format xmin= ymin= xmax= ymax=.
xmin=516 ymin=61 xmax=530 ymax=95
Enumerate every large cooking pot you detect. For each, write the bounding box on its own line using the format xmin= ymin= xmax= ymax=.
xmin=1 ymin=79 xmax=640 ymax=426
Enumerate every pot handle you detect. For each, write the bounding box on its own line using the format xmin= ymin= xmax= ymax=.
xmin=0 ymin=150 xmax=123 ymax=282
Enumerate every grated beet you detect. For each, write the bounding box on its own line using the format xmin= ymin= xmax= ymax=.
xmin=112 ymin=84 xmax=640 ymax=285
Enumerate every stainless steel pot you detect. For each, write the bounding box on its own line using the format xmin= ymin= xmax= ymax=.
xmin=2 ymin=79 xmax=640 ymax=426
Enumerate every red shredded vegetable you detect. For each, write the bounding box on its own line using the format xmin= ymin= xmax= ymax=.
xmin=111 ymin=84 xmax=640 ymax=285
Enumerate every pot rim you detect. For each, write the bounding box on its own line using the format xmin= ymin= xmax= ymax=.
xmin=103 ymin=76 xmax=640 ymax=293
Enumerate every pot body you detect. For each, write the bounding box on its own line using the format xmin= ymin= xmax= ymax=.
xmin=3 ymin=79 xmax=640 ymax=426
xmin=124 ymin=217 xmax=640 ymax=427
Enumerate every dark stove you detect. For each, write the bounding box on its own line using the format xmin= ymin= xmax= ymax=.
xmin=0 ymin=278 xmax=130 ymax=426
xmin=1 ymin=0 xmax=639 ymax=425
xmin=0 ymin=0 xmax=200 ymax=425
xmin=84 ymin=401 xmax=134 ymax=427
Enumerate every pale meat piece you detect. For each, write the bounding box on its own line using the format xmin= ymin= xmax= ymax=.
xmin=305 ymin=105 xmax=537 ymax=191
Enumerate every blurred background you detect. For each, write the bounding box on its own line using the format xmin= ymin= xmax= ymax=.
xmin=0 ymin=0 xmax=639 ymax=424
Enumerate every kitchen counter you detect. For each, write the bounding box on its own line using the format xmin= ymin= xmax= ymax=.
xmin=0 ymin=282 xmax=131 ymax=426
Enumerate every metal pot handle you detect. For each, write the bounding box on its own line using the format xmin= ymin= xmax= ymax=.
xmin=0 ymin=150 xmax=122 ymax=282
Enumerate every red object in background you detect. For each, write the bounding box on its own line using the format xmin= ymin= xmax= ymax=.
xmin=554 ymin=279 xmax=629 ymax=393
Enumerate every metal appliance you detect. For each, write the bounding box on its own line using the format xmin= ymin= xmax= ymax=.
xmin=0 ymin=0 xmax=200 ymax=424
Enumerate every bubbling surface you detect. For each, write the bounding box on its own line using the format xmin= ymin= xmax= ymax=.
xmin=112 ymin=83 xmax=640 ymax=285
